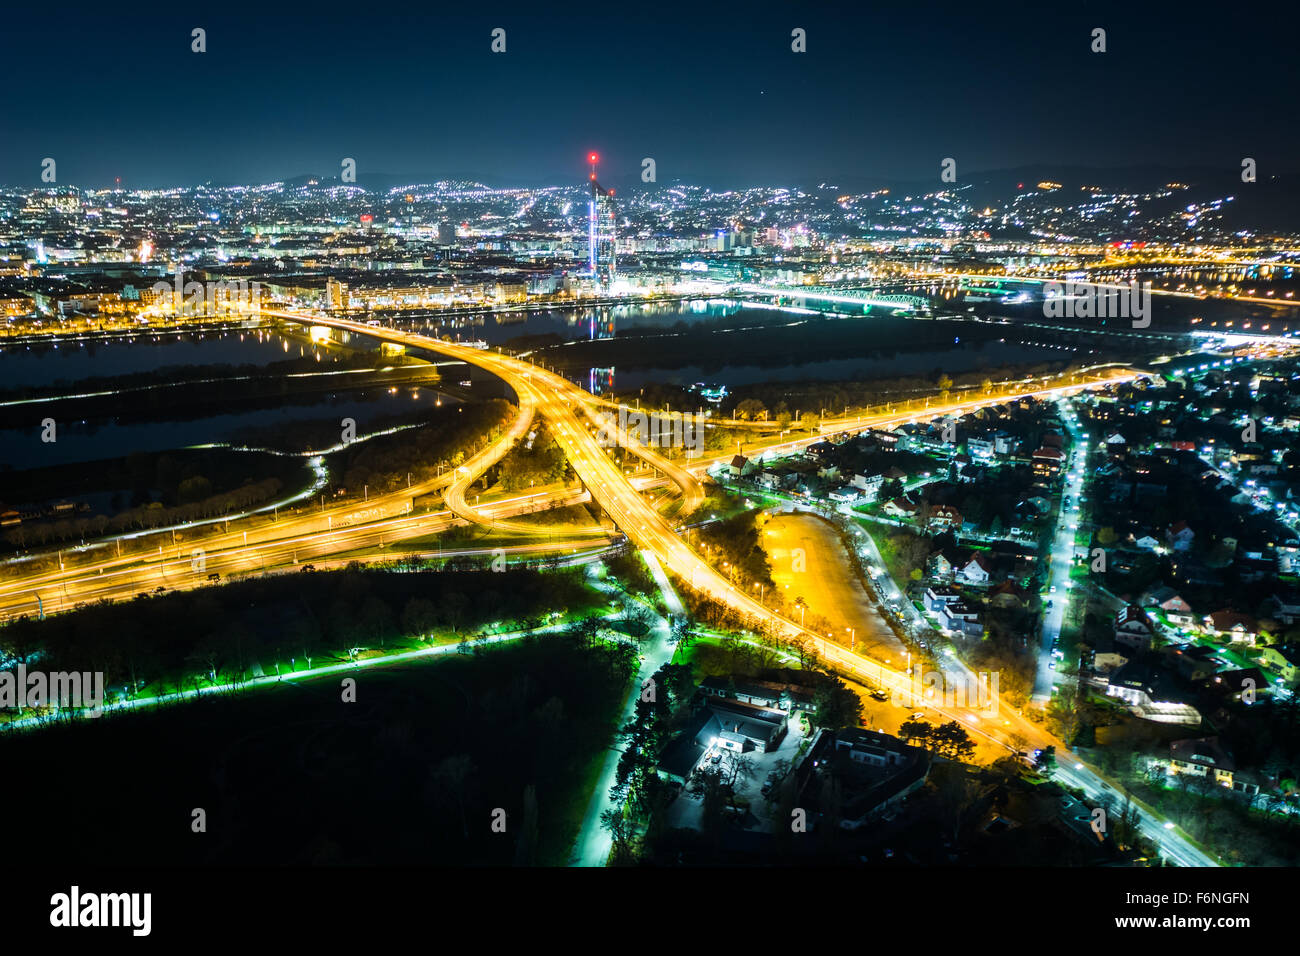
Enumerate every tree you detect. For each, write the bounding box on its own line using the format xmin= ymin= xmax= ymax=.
xmin=290 ymin=614 xmax=323 ymax=671
xmin=600 ymin=806 xmax=635 ymax=864
xmin=688 ymin=765 xmax=730 ymax=836
xmin=358 ymin=595 xmax=394 ymax=648
xmin=932 ymin=765 xmax=990 ymax=842
xmin=440 ymin=591 xmax=470 ymax=633
xmin=897 ymin=717 xmax=931 ymax=747
xmin=810 ymin=678 xmax=862 ymax=730
xmin=401 ymin=597 xmax=439 ymax=640
xmin=429 ymin=754 xmax=476 ymax=840
xmin=930 ymin=720 xmax=976 ymax=760
xmin=735 ymin=398 xmax=767 ymax=422
xmin=724 ymin=753 xmax=758 ymax=799
xmin=514 ymin=784 xmax=540 ymax=866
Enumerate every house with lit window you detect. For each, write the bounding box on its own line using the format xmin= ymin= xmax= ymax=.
xmin=927 ymin=504 xmax=963 ymax=532
xmin=1031 ymin=446 xmax=1064 ymax=479
xmin=1141 ymin=585 xmax=1194 ymax=626
xmin=1114 ymin=605 xmax=1155 ymax=652
xmin=957 ymin=553 xmax=992 ymax=585
xmin=851 ymin=472 xmax=885 ymax=501
xmin=882 ymin=497 xmax=920 ymax=521
xmin=1258 ymin=644 xmax=1300 ymax=685
xmin=697 ymin=697 xmax=788 ymax=754
xmin=1202 ymin=610 xmax=1259 ymax=646
xmin=1167 ymin=737 xmax=1258 ymax=796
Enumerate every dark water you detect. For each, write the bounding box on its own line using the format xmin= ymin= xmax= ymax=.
xmin=391 ymin=298 xmax=739 ymax=345
xmin=0 ymin=388 xmax=450 ymax=469
xmin=0 ymin=298 xmax=1114 ymax=467
xmin=0 ymin=327 xmax=312 ymax=390
xmin=606 ymin=339 xmax=1088 ymax=389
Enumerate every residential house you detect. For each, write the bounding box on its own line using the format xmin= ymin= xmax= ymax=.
xmin=699 ymin=676 xmax=817 ymax=714
xmin=989 ymin=581 xmax=1033 ymax=609
xmin=1091 ymin=638 xmax=1130 ymax=676
xmin=1167 ymin=520 xmax=1195 ymax=553
xmin=1200 ymin=668 xmax=1269 ymax=705
xmin=1141 ymin=585 xmax=1194 ymax=626
xmin=966 ymin=434 xmax=995 ymax=459
xmin=923 ymin=585 xmax=961 ymax=614
xmin=1203 ymin=610 xmax=1260 ymax=646
xmin=1258 ymin=644 xmax=1300 ymax=685
xmin=1163 ymin=644 xmax=1218 ymax=682
xmin=698 ymin=697 xmax=788 ymax=754
xmin=1167 ymin=737 xmax=1258 ymax=796
xmin=957 ymin=553 xmax=992 ymax=585
xmin=938 ymin=600 xmax=982 ymax=638
xmin=882 ymin=497 xmax=920 ymax=521
xmin=817 ymin=729 xmax=933 ymax=825
xmin=806 ymin=441 xmax=836 ymax=462
xmin=1114 ymin=605 xmax=1155 ymax=652
xmin=927 ymin=504 xmax=963 ymax=532
xmin=926 ymin=551 xmax=954 ymax=580
xmin=850 ymin=472 xmax=885 ymax=501
xmin=1032 ymin=446 xmax=1064 ymax=479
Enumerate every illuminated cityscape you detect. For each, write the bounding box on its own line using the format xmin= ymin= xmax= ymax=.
xmin=0 ymin=0 xmax=1297 ymax=938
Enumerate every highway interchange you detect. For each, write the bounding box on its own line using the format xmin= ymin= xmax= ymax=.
xmin=0 ymin=307 xmax=1221 ymax=864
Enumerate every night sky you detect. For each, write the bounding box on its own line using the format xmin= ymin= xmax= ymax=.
xmin=4 ymin=0 xmax=1297 ymax=188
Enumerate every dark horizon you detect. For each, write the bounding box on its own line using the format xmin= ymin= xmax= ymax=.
xmin=7 ymin=162 xmax=1299 ymax=196
xmin=5 ymin=0 xmax=1298 ymax=188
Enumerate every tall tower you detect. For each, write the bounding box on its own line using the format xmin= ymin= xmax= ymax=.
xmin=587 ymin=152 xmax=617 ymax=290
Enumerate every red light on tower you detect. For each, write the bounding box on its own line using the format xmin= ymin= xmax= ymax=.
xmin=588 ymin=152 xmax=599 ymax=164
